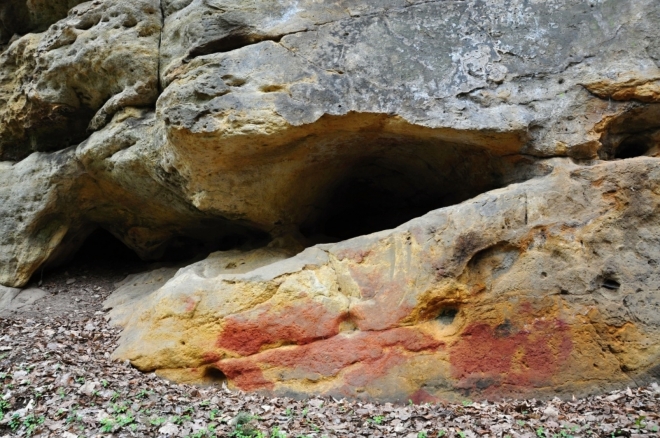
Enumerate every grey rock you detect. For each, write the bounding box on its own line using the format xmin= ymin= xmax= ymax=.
xmin=0 ymin=286 xmax=47 ymax=316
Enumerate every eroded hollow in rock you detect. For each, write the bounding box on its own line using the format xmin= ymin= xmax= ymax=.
xmin=599 ymin=104 xmax=660 ymax=159
xmin=298 ymin=139 xmax=536 ymax=241
xmin=41 ymin=224 xmax=270 ymax=283
xmin=44 ymin=228 xmax=150 ymax=276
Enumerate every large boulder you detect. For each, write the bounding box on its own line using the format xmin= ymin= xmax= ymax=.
xmin=106 ymin=158 xmax=660 ymax=401
xmin=0 ymin=108 xmax=263 ymax=287
xmin=155 ymin=0 xmax=660 ymax=234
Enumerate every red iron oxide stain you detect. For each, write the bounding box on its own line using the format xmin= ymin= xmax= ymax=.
xmin=184 ymin=296 xmax=197 ymax=313
xmin=201 ymin=352 xmax=221 ymax=364
xmin=450 ymin=318 xmax=573 ymax=391
xmin=409 ymin=389 xmax=440 ymax=405
xmin=218 ymin=361 xmax=274 ymax=391
xmin=216 ymin=300 xmax=346 ymax=356
xmin=215 ymin=327 xmax=443 ymax=392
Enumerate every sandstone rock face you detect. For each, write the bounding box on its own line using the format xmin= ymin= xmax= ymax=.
xmin=0 ymin=0 xmax=161 ymax=160
xmin=2 ymin=0 xmax=660 ymax=401
xmin=107 ymin=158 xmax=660 ymax=401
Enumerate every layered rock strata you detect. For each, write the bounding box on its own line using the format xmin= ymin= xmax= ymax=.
xmin=0 ymin=0 xmax=659 ymax=401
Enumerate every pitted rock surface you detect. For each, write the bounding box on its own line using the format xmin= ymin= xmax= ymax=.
xmin=1 ymin=0 xmax=660 ymax=402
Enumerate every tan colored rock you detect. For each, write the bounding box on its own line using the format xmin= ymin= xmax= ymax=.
xmin=0 ymin=108 xmax=265 ymax=287
xmin=584 ymin=73 xmax=660 ymax=103
xmin=1 ymin=0 xmax=660 ymax=403
xmin=154 ymin=0 xmax=660 ymax=235
xmin=107 ymin=158 xmax=660 ymax=401
xmin=0 ymin=149 xmax=82 ymax=287
xmin=0 ymin=0 xmax=161 ymax=160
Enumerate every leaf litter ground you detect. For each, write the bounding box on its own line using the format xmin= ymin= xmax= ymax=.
xmin=1 ymin=255 xmax=659 ymax=438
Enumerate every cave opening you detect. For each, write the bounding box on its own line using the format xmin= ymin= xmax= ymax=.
xmin=299 ymin=141 xmax=532 ymax=242
xmin=39 ymin=224 xmax=270 ymax=287
xmin=73 ymin=228 xmax=144 ymax=266
xmin=614 ymin=135 xmax=656 ymax=159
xmin=599 ymin=104 xmax=660 ymax=160
xmin=42 ymin=228 xmax=151 ymax=281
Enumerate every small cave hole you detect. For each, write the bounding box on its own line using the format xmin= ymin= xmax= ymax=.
xmin=598 ymin=105 xmax=660 ymax=160
xmin=615 ymin=137 xmax=653 ymax=159
xmin=601 ymin=279 xmax=621 ymax=290
xmin=436 ymin=308 xmax=458 ymax=325
xmin=202 ymin=367 xmax=227 ymax=384
xmin=259 ymin=84 xmax=285 ymax=93
xmin=188 ymin=32 xmax=272 ymax=58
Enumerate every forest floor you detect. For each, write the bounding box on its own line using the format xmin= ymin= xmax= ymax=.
xmin=1 ymin=248 xmax=659 ymax=438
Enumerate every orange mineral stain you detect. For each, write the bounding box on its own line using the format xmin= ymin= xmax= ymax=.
xmin=215 ymin=327 xmax=444 ymax=392
xmin=449 ymin=318 xmax=572 ymax=392
xmin=216 ymin=300 xmax=346 ymax=356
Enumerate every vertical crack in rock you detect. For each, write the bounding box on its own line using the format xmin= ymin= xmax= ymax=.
xmin=157 ymin=0 xmax=165 ymax=93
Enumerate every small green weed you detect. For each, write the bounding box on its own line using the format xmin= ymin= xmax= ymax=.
xmin=0 ymin=399 xmax=10 ymax=417
xmin=209 ymin=408 xmax=221 ymax=420
xmin=112 ymin=402 xmax=130 ymax=414
xmin=270 ymin=427 xmax=287 ymax=438
xmin=370 ymin=415 xmax=385 ymax=425
xmin=150 ymin=416 xmax=167 ymax=426
xmin=11 ymin=414 xmax=45 ymax=436
xmin=100 ymin=418 xmax=114 ymax=433
xmin=230 ymin=412 xmax=260 ymax=437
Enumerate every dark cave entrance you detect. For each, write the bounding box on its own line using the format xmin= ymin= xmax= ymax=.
xmin=299 ymin=142 xmax=536 ymax=242
xmin=599 ymin=104 xmax=660 ymax=160
xmin=72 ymin=228 xmax=145 ymax=267
xmin=614 ymin=135 xmax=657 ymax=159
xmin=42 ymin=228 xmax=152 ymax=281
xmin=41 ymin=224 xmax=269 ymax=285
xmin=310 ymin=164 xmax=440 ymax=240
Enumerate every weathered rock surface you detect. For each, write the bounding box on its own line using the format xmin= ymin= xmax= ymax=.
xmin=0 ymin=285 xmax=46 ymax=317
xmin=106 ymin=158 xmax=660 ymax=401
xmin=0 ymin=108 xmax=266 ymax=287
xmin=0 ymin=0 xmax=161 ymax=160
xmin=156 ymin=0 xmax=660 ymax=232
xmin=1 ymin=0 xmax=660 ymax=402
